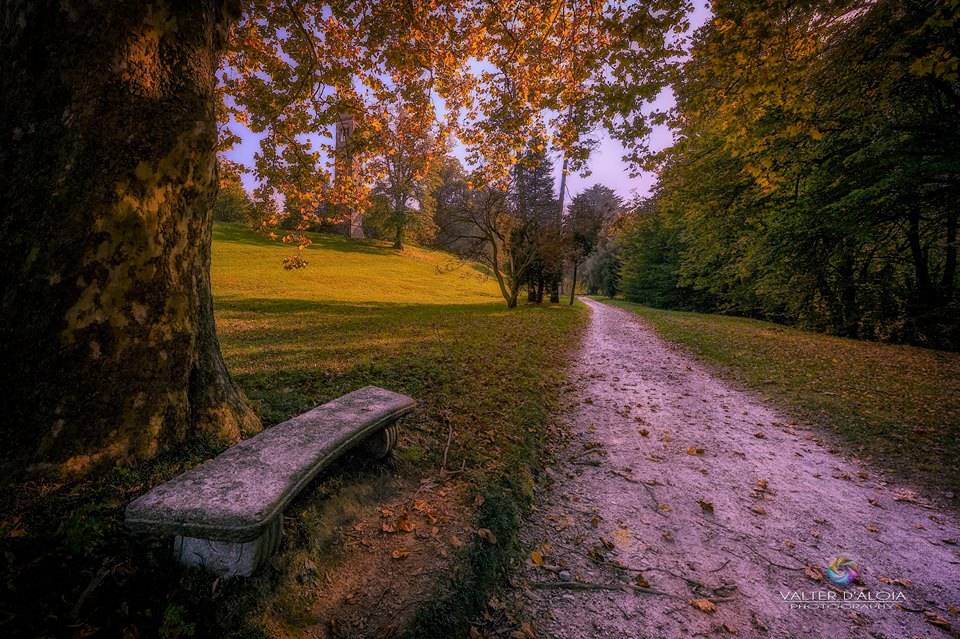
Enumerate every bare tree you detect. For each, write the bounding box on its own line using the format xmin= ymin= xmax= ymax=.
xmin=437 ymin=184 xmax=538 ymax=308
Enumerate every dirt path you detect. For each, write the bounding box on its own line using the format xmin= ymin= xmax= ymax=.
xmin=504 ymin=299 xmax=960 ymax=639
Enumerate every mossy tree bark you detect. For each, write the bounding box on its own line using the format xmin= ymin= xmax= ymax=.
xmin=0 ymin=0 xmax=259 ymax=478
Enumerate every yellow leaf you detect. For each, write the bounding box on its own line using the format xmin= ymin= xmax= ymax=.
xmin=689 ymin=598 xmax=717 ymax=614
xmin=530 ymin=549 xmax=544 ymax=566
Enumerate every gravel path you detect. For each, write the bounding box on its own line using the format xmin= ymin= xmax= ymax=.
xmin=508 ymin=298 xmax=960 ymax=639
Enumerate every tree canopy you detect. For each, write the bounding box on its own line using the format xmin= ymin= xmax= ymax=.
xmin=619 ymin=0 xmax=960 ymax=347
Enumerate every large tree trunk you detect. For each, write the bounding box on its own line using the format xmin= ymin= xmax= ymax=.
xmin=0 ymin=0 xmax=259 ymax=478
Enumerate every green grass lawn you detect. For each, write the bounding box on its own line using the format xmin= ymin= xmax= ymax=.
xmin=1 ymin=224 xmax=586 ymax=639
xmin=600 ymin=299 xmax=960 ymax=494
xmin=212 ymin=225 xmax=587 ymax=636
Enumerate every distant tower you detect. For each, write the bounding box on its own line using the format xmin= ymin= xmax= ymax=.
xmin=334 ymin=110 xmax=364 ymax=239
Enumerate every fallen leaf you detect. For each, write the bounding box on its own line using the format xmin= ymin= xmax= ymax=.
xmin=381 ymin=522 xmax=397 ymax=533
xmin=877 ymin=576 xmax=911 ymax=587
xmin=511 ymin=622 xmax=537 ymax=639
xmin=924 ymin=611 xmax=950 ymax=629
xmin=750 ymin=505 xmax=767 ymax=515
xmin=413 ymin=499 xmax=430 ymax=513
xmin=635 ymin=574 xmax=651 ymax=588
xmin=638 ymin=429 xmax=649 ymax=437
xmin=658 ymin=503 xmax=672 ymax=513
xmin=698 ymin=499 xmax=715 ymax=513
xmin=530 ymin=549 xmax=544 ymax=566
xmin=753 ymin=432 xmax=766 ymax=439
xmin=804 ymin=565 xmax=824 ymax=582
xmin=590 ymin=514 xmax=601 ymax=528
xmin=894 ymin=489 xmax=920 ymax=503
xmin=687 ymin=447 xmax=705 ymax=456
xmin=613 ymin=527 xmax=632 ymax=547
xmin=477 ymin=528 xmax=497 ymax=545
xmin=720 ymin=622 xmax=737 ymax=634
xmin=391 ymin=548 xmax=410 ymax=559
xmin=689 ymin=598 xmax=717 ymax=614
xmin=450 ymin=535 xmax=464 ymax=548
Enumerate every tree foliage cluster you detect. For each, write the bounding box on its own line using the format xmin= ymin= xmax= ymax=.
xmin=569 ymin=185 xmax=624 ymax=299
xmin=620 ymin=0 xmax=960 ymax=348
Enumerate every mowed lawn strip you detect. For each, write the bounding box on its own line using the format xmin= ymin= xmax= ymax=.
xmin=599 ymin=298 xmax=960 ymax=494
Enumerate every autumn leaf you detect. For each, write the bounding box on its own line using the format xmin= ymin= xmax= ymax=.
xmin=698 ymin=499 xmax=715 ymax=513
xmin=477 ymin=528 xmax=497 ymax=545
xmin=689 ymin=598 xmax=717 ymax=614
xmin=804 ymin=565 xmax=824 ymax=582
xmin=530 ymin=549 xmax=544 ymax=566
xmin=381 ymin=521 xmax=397 ymax=533
xmin=397 ymin=516 xmax=416 ymax=533
xmin=924 ymin=611 xmax=951 ymax=630
xmin=511 ymin=622 xmax=537 ymax=639
xmin=413 ymin=499 xmax=430 ymax=513
xmin=635 ymin=573 xmax=651 ymax=588
xmin=877 ymin=576 xmax=911 ymax=587
xmin=391 ymin=548 xmax=410 ymax=559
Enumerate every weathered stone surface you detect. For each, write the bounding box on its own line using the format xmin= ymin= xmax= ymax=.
xmin=174 ymin=517 xmax=281 ymax=577
xmin=125 ymin=386 xmax=414 ymax=543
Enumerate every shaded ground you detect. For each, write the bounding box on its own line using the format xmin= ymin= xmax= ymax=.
xmin=494 ymin=299 xmax=960 ymax=639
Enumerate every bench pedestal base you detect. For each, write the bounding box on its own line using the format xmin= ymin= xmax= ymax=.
xmin=174 ymin=517 xmax=281 ymax=577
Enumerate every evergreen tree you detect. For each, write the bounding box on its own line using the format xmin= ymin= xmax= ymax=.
xmin=511 ymin=140 xmax=560 ymax=303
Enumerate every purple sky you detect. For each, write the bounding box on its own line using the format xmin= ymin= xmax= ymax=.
xmin=224 ymin=1 xmax=711 ymax=205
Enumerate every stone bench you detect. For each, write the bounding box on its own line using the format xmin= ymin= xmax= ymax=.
xmin=125 ymin=386 xmax=415 ymax=577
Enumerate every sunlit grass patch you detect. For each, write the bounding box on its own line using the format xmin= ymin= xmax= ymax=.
xmin=602 ymin=299 xmax=960 ymax=494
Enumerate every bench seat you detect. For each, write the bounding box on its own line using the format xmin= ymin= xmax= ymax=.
xmin=125 ymin=386 xmax=415 ymax=576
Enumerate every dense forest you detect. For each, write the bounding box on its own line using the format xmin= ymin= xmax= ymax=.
xmin=618 ymin=0 xmax=959 ymax=349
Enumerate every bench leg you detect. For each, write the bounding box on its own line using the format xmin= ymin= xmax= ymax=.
xmin=173 ymin=516 xmax=281 ymax=577
xmin=364 ymin=422 xmax=400 ymax=459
